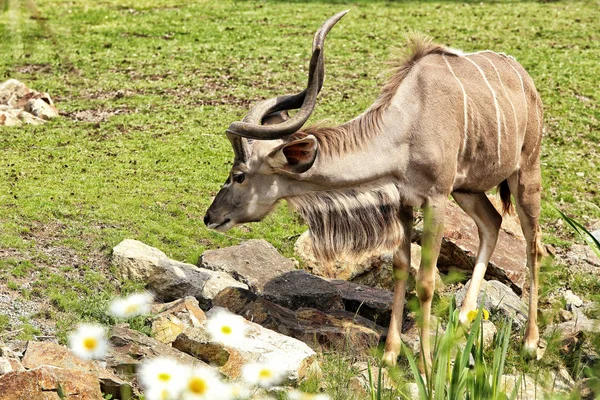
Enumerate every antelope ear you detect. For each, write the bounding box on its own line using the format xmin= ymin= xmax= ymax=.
xmin=268 ymin=135 xmax=318 ymax=174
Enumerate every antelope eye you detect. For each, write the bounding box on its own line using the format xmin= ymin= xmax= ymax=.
xmin=233 ymin=173 xmax=245 ymax=184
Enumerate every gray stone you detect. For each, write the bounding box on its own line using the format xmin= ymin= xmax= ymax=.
xmin=262 ymin=270 xmax=343 ymax=312
xmin=112 ymin=239 xmax=247 ymax=307
xmin=456 ymin=279 xmax=528 ymax=328
xmin=175 ymin=311 xmax=317 ymax=384
xmin=563 ymin=289 xmax=584 ymax=308
xmin=0 ymin=79 xmax=31 ymax=107
xmin=106 ymin=324 xmax=209 ymax=388
xmin=24 ymin=94 xmax=58 ymax=120
xmin=0 ymin=358 xmax=11 ymax=375
xmin=199 ymin=239 xmax=296 ymax=294
xmin=0 ymin=111 xmax=22 ymax=126
xmin=327 ymin=279 xmax=393 ymax=326
xmin=565 ymin=244 xmax=600 ymax=268
xmin=212 ymin=287 xmax=384 ymax=355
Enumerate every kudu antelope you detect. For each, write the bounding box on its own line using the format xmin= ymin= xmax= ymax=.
xmin=204 ymin=11 xmax=544 ymax=368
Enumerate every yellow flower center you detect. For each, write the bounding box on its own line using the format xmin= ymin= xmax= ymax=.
xmin=188 ymin=377 xmax=207 ymax=394
xmin=125 ymin=304 xmax=139 ymax=315
xmin=221 ymin=325 xmax=232 ymax=335
xmin=158 ymin=372 xmax=171 ymax=382
xmin=83 ymin=337 xmax=97 ymax=351
xmin=259 ymin=368 xmax=273 ymax=380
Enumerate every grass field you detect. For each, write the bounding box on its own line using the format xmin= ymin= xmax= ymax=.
xmin=1 ymin=0 xmax=599 ymax=398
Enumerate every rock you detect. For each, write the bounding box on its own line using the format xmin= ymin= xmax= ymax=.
xmin=150 ymin=296 xmax=206 ymax=344
xmin=455 ymin=279 xmax=528 ymax=328
xmin=212 ymin=287 xmax=384 ymax=354
xmin=0 ymin=358 xmax=12 ymax=375
xmin=24 ymin=93 xmax=58 ymax=120
xmin=558 ymin=309 xmax=573 ymax=322
xmin=592 ymin=230 xmax=600 ymax=243
xmin=427 ymin=201 xmax=528 ymax=294
xmin=172 ymin=328 xmax=244 ymax=378
xmin=294 ymin=230 xmax=393 ymax=281
xmin=563 ymin=290 xmax=584 ymax=308
xmin=565 ymin=244 xmax=600 ymax=269
xmin=544 ymin=313 xmax=600 ymax=339
xmin=0 ymin=111 xmax=22 ymax=126
xmin=112 ymin=239 xmax=247 ymax=306
xmin=0 ymin=365 xmax=103 ymax=400
xmin=262 ymin=270 xmax=343 ymax=312
xmin=0 ymin=79 xmax=31 ymax=107
xmin=327 ymin=279 xmax=393 ymax=326
xmin=481 ymin=319 xmax=497 ymax=349
xmin=16 ymin=109 xmax=45 ymax=125
xmin=500 ymin=374 xmax=545 ymax=400
xmin=174 ymin=312 xmax=316 ymax=384
xmin=351 ymin=361 xmax=397 ymax=392
xmin=200 ymin=239 xmax=296 ymax=294
xmin=21 ymin=341 xmax=130 ymax=399
xmin=106 ymin=324 xmax=209 ymax=387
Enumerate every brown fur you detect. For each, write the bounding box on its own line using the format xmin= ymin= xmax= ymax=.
xmin=291 ymin=34 xmax=455 ymax=158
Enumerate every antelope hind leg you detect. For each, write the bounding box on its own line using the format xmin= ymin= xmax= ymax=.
xmin=451 ymin=192 xmax=502 ymax=325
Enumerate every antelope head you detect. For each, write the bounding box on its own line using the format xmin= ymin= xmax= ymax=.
xmin=204 ymin=11 xmax=347 ymax=232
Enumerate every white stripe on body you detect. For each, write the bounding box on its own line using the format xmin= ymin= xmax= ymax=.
xmin=443 ymin=55 xmax=469 ymax=158
xmin=463 ymin=56 xmax=503 ymax=165
xmin=481 ymin=54 xmax=519 ymax=165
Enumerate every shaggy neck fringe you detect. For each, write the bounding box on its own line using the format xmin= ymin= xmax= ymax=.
xmin=287 ymin=181 xmax=405 ymax=263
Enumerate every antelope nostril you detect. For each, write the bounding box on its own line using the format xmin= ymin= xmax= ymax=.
xmin=203 ymin=214 xmax=210 ymax=226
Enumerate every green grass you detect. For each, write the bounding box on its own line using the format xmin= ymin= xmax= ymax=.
xmin=1 ymin=0 xmax=599 ymax=398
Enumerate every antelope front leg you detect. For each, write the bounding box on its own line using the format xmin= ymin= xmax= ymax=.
xmin=416 ymin=198 xmax=446 ymax=373
xmin=383 ymin=207 xmax=413 ymax=366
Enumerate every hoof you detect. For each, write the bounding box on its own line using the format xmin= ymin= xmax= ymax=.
xmin=382 ymin=351 xmax=398 ymax=366
xmin=522 ymin=338 xmax=545 ymax=361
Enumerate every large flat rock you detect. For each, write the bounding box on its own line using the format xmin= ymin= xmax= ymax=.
xmin=112 ymin=239 xmax=247 ymax=306
xmin=0 ymin=365 xmax=103 ymax=400
xmin=21 ymin=341 xmax=129 ymax=398
xmin=213 ymin=287 xmax=383 ymax=354
xmin=174 ymin=310 xmax=316 ymax=384
xmin=199 ymin=239 xmax=296 ymax=294
xmin=106 ymin=324 xmax=209 ymax=387
xmin=262 ymin=270 xmax=343 ymax=312
xmin=327 ymin=279 xmax=393 ymax=326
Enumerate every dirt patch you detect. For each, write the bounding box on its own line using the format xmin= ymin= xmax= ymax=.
xmin=61 ymin=107 xmax=134 ymax=123
xmin=14 ymin=64 xmax=53 ymax=74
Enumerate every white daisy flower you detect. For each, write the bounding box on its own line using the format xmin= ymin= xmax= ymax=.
xmin=288 ymin=390 xmax=331 ymax=400
xmin=181 ymin=365 xmax=230 ymax=400
xmin=109 ymin=292 xmax=154 ymax=319
xmin=205 ymin=308 xmax=247 ymax=347
xmin=68 ymin=323 xmax=108 ymax=360
xmin=229 ymin=382 xmax=251 ymax=399
xmin=241 ymin=362 xmax=286 ymax=389
xmin=144 ymin=386 xmax=176 ymax=400
xmin=138 ymin=357 xmax=187 ymax=399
